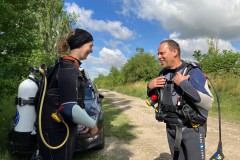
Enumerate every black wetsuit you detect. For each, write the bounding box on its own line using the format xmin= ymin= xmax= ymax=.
xmin=39 ymin=57 xmax=85 ymax=160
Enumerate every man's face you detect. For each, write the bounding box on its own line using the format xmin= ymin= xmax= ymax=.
xmin=157 ymin=42 xmax=176 ymax=69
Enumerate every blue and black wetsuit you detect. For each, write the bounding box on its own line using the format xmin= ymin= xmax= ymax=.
xmin=39 ymin=56 xmax=96 ymax=160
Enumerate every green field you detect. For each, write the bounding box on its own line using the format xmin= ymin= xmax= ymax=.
xmin=0 ymin=98 xmax=136 ymax=160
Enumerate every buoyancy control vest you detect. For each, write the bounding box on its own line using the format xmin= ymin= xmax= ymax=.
xmin=155 ymin=62 xmax=207 ymax=127
xmin=39 ymin=56 xmax=88 ymax=131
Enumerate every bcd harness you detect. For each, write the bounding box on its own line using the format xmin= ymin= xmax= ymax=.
xmin=154 ymin=62 xmax=207 ymax=151
xmin=45 ymin=55 xmax=87 ymax=110
xmin=35 ymin=55 xmax=88 ymax=150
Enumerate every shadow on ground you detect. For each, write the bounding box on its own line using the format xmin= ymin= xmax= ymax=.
xmin=154 ymin=152 xmax=172 ymax=160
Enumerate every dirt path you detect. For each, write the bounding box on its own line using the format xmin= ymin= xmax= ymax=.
xmin=98 ymin=90 xmax=240 ymax=160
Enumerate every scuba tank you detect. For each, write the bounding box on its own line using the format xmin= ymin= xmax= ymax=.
xmin=9 ymin=71 xmax=38 ymax=155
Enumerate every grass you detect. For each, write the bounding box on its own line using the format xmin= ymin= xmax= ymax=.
xmin=73 ymin=150 xmax=115 ymax=160
xmin=0 ymin=94 xmax=16 ymax=160
xmin=103 ymin=78 xmax=240 ymax=124
xmin=112 ymin=81 xmax=147 ymax=100
xmin=102 ymin=99 xmax=137 ymax=141
xmin=208 ymin=74 xmax=240 ymax=123
xmin=0 ymin=96 xmax=136 ymax=160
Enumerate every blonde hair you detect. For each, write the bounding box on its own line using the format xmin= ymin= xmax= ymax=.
xmin=56 ymin=29 xmax=76 ymax=54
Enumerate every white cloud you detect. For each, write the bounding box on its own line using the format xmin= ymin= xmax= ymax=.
xmin=65 ymin=2 xmax=135 ymax=40
xmin=83 ymin=67 xmax=109 ymax=80
xmin=119 ymin=0 xmax=240 ymax=40
xmin=103 ymin=39 xmax=132 ymax=54
xmin=169 ymin=32 xmax=237 ymax=61
xmin=81 ymin=47 xmax=127 ymax=79
xmin=88 ymin=47 xmax=127 ymax=68
xmin=104 ymin=39 xmax=124 ymax=49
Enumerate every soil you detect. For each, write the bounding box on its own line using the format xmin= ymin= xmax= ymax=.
xmin=97 ymin=90 xmax=240 ymax=160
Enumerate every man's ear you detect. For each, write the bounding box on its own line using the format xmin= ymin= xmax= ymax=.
xmin=172 ymin=49 xmax=179 ymax=57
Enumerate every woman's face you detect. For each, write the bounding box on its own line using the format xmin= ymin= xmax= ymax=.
xmin=79 ymin=41 xmax=93 ymax=60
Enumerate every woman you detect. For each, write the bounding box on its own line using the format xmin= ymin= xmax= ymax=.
xmin=39 ymin=28 xmax=98 ymax=160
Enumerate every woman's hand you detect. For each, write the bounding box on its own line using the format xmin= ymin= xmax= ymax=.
xmin=88 ymin=124 xmax=98 ymax=136
xmin=80 ymin=126 xmax=89 ymax=133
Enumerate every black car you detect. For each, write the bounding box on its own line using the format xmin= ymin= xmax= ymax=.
xmin=74 ymin=80 xmax=105 ymax=151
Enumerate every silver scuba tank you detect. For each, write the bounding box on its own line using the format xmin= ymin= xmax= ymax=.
xmin=14 ymin=73 xmax=38 ymax=132
xmin=9 ymin=73 xmax=38 ymax=155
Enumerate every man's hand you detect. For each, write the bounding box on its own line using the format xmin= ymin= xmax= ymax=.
xmin=148 ymin=76 xmax=166 ymax=89
xmin=174 ymin=72 xmax=190 ymax=86
xmin=88 ymin=124 xmax=98 ymax=137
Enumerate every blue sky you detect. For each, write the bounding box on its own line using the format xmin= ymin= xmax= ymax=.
xmin=64 ymin=0 xmax=240 ymax=79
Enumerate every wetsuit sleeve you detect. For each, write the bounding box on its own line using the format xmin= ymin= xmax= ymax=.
xmin=179 ymin=68 xmax=214 ymax=110
xmin=62 ymin=102 xmax=95 ymax=128
xmin=58 ymin=62 xmax=96 ymax=128
xmin=147 ymin=84 xmax=159 ymax=97
xmin=147 ymin=71 xmax=162 ymax=97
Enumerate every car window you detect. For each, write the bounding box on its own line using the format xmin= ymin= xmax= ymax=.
xmin=84 ymin=86 xmax=95 ymax=100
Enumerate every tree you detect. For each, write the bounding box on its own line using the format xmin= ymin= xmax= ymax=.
xmin=207 ymin=37 xmax=219 ymax=55
xmin=0 ymin=0 xmax=38 ymax=54
xmin=0 ymin=0 xmax=74 ymax=97
xmin=122 ymin=48 xmax=161 ymax=83
xmin=34 ymin=0 xmax=74 ymax=60
xmin=108 ymin=66 xmax=124 ymax=86
xmin=193 ymin=38 xmax=240 ymax=75
xmin=0 ymin=0 xmax=40 ymax=91
xmin=94 ymin=74 xmax=109 ymax=88
xmin=192 ymin=50 xmax=202 ymax=62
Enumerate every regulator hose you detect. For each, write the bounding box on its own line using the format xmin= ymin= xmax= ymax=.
xmin=38 ymin=68 xmax=69 ymax=150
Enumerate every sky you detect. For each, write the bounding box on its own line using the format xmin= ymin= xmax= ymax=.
xmin=64 ymin=0 xmax=240 ymax=79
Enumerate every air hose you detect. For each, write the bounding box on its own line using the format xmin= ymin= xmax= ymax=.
xmin=207 ymin=77 xmax=224 ymax=160
xmin=38 ymin=68 xmax=69 ymax=150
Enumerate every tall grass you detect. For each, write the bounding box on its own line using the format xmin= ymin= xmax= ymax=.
xmin=103 ymin=76 xmax=240 ymax=124
xmin=0 ymin=94 xmax=16 ymax=160
xmin=208 ymin=74 xmax=240 ymax=123
xmin=110 ymin=81 xmax=147 ymax=100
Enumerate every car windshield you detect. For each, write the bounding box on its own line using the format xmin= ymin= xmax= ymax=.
xmin=84 ymin=86 xmax=95 ymax=100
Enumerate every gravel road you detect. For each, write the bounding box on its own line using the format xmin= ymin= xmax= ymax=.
xmin=97 ymin=90 xmax=240 ymax=160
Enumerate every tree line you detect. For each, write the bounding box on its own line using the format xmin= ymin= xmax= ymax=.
xmin=1 ymin=1 xmax=239 ymax=97
xmin=94 ymin=40 xmax=240 ymax=88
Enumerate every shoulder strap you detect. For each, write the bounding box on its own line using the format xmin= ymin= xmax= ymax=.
xmin=47 ymin=59 xmax=63 ymax=89
xmin=47 ymin=56 xmax=81 ymax=88
xmin=182 ymin=62 xmax=201 ymax=76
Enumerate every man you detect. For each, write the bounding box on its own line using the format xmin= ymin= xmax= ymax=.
xmin=147 ymin=40 xmax=213 ymax=160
